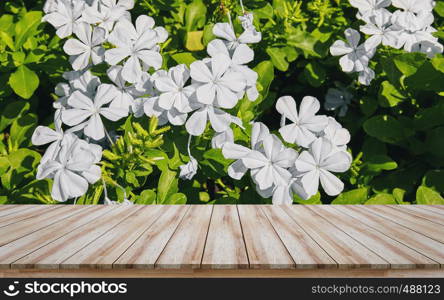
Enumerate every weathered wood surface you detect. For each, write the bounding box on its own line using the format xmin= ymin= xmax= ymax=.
xmin=0 ymin=205 xmax=443 ymax=277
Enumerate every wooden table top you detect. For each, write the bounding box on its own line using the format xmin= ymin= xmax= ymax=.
xmin=0 ymin=205 xmax=443 ymax=278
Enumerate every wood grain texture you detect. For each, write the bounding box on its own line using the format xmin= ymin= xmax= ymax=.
xmin=0 ymin=206 xmax=115 ymax=269
xmin=261 ymin=206 xmax=336 ymax=269
xmin=388 ymin=205 xmax=444 ymax=226
xmin=0 ymin=205 xmax=85 ymax=246
xmin=311 ymin=206 xmax=438 ymax=269
xmin=283 ymin=205 xmax=389 ymax=269
xmin=237 ymin=205 xmax=295 ymax=269
xmin=0 ymin=204 xmax=443 ymax=276
xmin=419 ymin=205 xmax=444 ymax=215
xmin=0 ymin=205 xmax=35 ymax=218
xmin=12 ymin=206 xmax=140 ymax=269
xmin=201 ymin=205 xmax=249 ymax=269
xmin=362 ymin=205 xmax=444 ymax=243
xmin=0 ymin=205 xmax=58 ymax=228
xmin=2 ymin=268 xmax=444 ymax=278
xmin=62 ymin=206 xmax=163 ymax=269
xmin=155 ymin=205 xmax=213 ymax=269
xmin=335 ymin=206 xmax=444 ymax=266
xmin=114 ymin=206 xmax=189 ymax=269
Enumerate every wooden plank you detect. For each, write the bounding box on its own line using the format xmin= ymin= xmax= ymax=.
xmin=335 ymin=206 xmax=444 ymax=265
xmin=363 ymin=205 xmax=444 ymax=243
xmin=0 ymin=205 xmax=58 ymax=228
xmin=0 ymin=205 xmax=85 ymax=246
xmin=389 ymin=205 xmax=444 ymax=226
xmin=311 ymin=206 xmax=438 ymax=269
xmin=283 ymin=206 xmax=389 ymax=269
xmin=155 ymin=205 xmax=212 ymax=269
xmin=0 ymin=206 xmax=115 ymax=269
xmin=12 ymin=206 xmax=141 ymax=269
xmin=0 ymin=205 xmax=33 ymax=217
xmin=3 ymin=268 xmax=444 ymax=278
xmin=419 ymin=205 xmax=444 ymax=215
xmin=114 ymin=206 xmax=189 ymax=269
xmin=237 ymin=205 xmax=295 ymax=269
xmin=201 ymin=205 xmax=249 ymax=269
xmin=62 ymin=206 xmax=163 ymax=269
xmin=261 ymin=206 xmax=336 ymax=269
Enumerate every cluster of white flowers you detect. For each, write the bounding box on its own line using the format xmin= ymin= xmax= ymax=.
xmin=331 ymin=0 xmax=443 ymax=85
xmin=35 ymin=1 xmax=351 ymax=204
xmin=34 ymin=0 xmax=263 ymax=202
xmin=222 ymin=96 xmax=352 ymax=204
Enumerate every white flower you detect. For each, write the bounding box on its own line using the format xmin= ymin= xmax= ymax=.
xmin=61 ymin=84 xmax=127 ymax=140
xmin=324 ymin=88 xmax=352 ymax=117
xmin=185 ymin=103 xmax=241 ymax=136
xmin=105 ymin=15 xmax=166 ymax=83
xmin=330 ymin=28 xmax=375 ymax=73
xmin=36 ymin=134 xmax=102 ymax=202
xmin=106 ymin=65 xmax=140 ymax=113
xmin=43 ymin=0 xmax=58 ymax=13
xmin=360 ymin=9 xmax=400 ymax=50
xmin=213 ymin=23 xmax=261 ymax=50
xmin=322 ymin=117 xmax=351 ymax=151
xmin=154 ymin=64 xmax=195 ymax=112
xmin=207 ymin=39 xmax=258 ymax=101
xmin=391 ymin=0 xmax=434 ymax=13
xmin=32 ymin=125 xmax=64 ymax=164
xmin=43 ymin=0 xmax=84 ymax=38
xmin=238 ymin=13 xmax=255 ymax=31
xmin=295 ymin=138 xmax=351 ymax=197
xmin=190 ymin=54 xmax=246 ymax=108
xmin=358 ymin=66 xmax=375 ymax=86
xmin=63 ymin=22 xmax=106 ymax=70
xmin=211 ymin=128 xmax=234 ymax=149
xmin=105 ymin=197 xmax=134 ymax=205
xmin=276 ymin=96 xmax=328 ymax=148
xmin=349 ymin=0 xmax=391 ymax=18
xmin=222 ymin=122 xmax=269 ymax=180
xmin=179 ymin=157 xmax=198 ymax=180
xmin=142 ymin=96 xmax=187 ymax=126
xmin=240 ymin=134 xmax=298 ymax=190
xmin=82 ymin=0 xmax=133 ymax=32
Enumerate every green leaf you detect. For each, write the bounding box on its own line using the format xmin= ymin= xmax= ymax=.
xmin=9 ymin=65 xmax=39 ymax=99
xmin=435 ymin=1 xmax=444 ymax=16
xmin=425 ymin=127 xmax=444 ymax=165
xmin=359 ymin=96 xmax=377 ymax=116
xmin=255 ymin=60 xmax=274 ymax=99
xmin=365 ymin=155 xmax=398 ymax=173
xmin=422 ymin=170 xmax=444 ymax=194
xmin=378 ymin=81 xmax=405 ymax=107
xmin=266 ymin=47 xmax=290 ymax=71
xmin=185 ymin=0 xmax=206 ymax=31
xmin=394 ymin=52 xmax=426 ymax=76
xmin=416 ymin=186 xmax=444 ymax=204
xmin=14 ymin=11 xmax=42 ymax=49
xmin=185 ymin=31 xmax=204 ymax=51
xmin=167 ymin=192 xmax=187 ymax=204
xmin=0 ymin=100 xmax=30 ymax=131
xmin=137 ymin=189 xmax=157 ymax=204
xmin=10 ymin=114 xmax=37 ymax=149
xmin=414 ymin=104 xmax=444 ymax=131
xmin=0 ymin=30 xmax=15 ymax=51
xmin=294 ymin=192 xmax=321 ymax=204
xmin=363 ymin=115 xmax=406 ymax=144
xmin=254 ymin=3 xmax=274 ymax=19
xmin=404 ymin=61 xmax=444 ymax=92
xmin=331 ymin=188 xmax=368 ymax=204
xmin=286 ymin=29 xmax=319 ymax=57
xmin=365 ymin=193 xmax=397 ymax=204
xmin=392 ymin=188 xmax=406 ymax=203
xmin=157 ymin=169 xmax=178 ymax=204
xmin=304 ymin=62 xmax=326 ymax=87
xmin=171 ymin=52 xmax=198 ymax=66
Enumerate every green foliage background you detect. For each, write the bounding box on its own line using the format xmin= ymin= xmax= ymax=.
xmin=1 ymin=0 xmax=444 ymax=205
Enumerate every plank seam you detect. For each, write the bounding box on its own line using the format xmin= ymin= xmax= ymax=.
xmin=386 ymin=206 xmax=444 ymax=226
xmin=153 ymin=205 xmax=192 ymax=268
xmin=235 ymin=205 xmax=250 ymax=268
xmin=199 ymin=205 xmax=215 ymax=268
xmin=360 ymin=206 xmax=444 ymax=245
xmin=0 ymin=206 xmax=60 ymax=229
xmin=330 ymin=206 xmax=442 ymax=268
xmin=7 ymin=206 xmax=118 ymax=269
xmin=58 ymin=206 xmax=146 ymax=268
